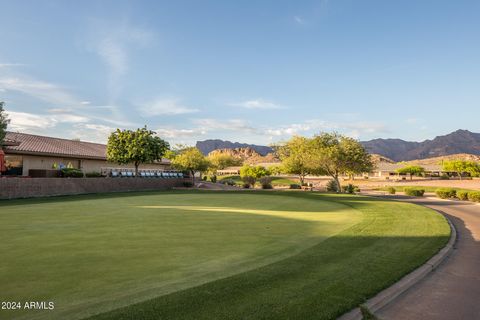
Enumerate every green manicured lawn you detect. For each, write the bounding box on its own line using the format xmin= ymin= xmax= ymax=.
xmin=0 ymin=191 xmax=450 ymax=320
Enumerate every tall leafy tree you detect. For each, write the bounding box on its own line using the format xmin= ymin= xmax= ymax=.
xmin=239 ymin=164 xmax=270 ymax=187
xmin=171 ymin=147 xmax=210 ymax=184
xmin=207 ymin=153 xmax=242 ymax=175
xmin=275 ymin=136 xmax=311 ymax=185
xmin=106 ymin=127 xmax=170 ymax=176
xmin=396 ymin=165 xmax=425 ymax=180
xmin=442 ymin=160 xmax=480 ymax=179
xmin=308 ymin=132 xmax=373 ymax=192
xmin=0 ymin=102 xmax=10 ymax=146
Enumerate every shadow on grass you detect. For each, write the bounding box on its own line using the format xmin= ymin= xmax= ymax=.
xmin=83 ymin=232 xmax=451 ymax=320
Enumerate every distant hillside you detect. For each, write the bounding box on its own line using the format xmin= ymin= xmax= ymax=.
xmin=196 ymin=139 xmax=273 ymax=156
xmin=361 ymin=130 xmax=480 ymax=161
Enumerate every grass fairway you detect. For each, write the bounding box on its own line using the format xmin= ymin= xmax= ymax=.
xmin=0 ymin=191 xmax=450 ymax=320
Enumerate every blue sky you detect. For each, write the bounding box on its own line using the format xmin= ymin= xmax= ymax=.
xmin=1 ymin=0 xmax=479 ymax=145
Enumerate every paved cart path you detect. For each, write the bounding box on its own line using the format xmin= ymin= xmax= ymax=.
xmin=376 ymin=196 xmax=480 ymax=320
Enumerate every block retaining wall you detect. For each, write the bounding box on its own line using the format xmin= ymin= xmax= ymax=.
xmin=0 ymin=177 xmax=187 ymax=200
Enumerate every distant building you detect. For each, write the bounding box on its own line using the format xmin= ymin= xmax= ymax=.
xmin=1 ymin=132 xmax=170 ymax=176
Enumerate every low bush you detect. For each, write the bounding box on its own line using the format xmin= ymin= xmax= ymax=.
xmin=435 ymin=188 xmax=457 ymax=199
xmin=342 ymin=184 xmax=357 ymax=194
xmin=61 ymin=168 xmax=84 ymax=178
xmin=85 ymin=172 xmax=102 ymax=178
xmin=210 ymin=175 xmax=217 ymax=183
xmin=242 ymin=176 xmax=256 ymax=188
xmin=242 ymin=183 xmax=251 ymax=189
xmin=183 ymin=181 xmax=194 ymax=188
xmin=457 ymin=190 xmax=469 ymax=201
xmin=259 ymin=176 xmax=273 ymax=189
xmin=326 ymin=180 xmax=339 ymax=192
xmin=467 ymin=191 xmax=480 ymax=202
xmin=404 ymin=187 xmax=425 ymax=197
xmin=220 ymin=179 xmax=236 ymax=186
xmin=439 ymin=174 xmax=450 ymax=180
xmin=289 ymin=184 xmax=302 ymax=189
xmin=201 ymin=176 xmax=208 ymax=181
xmin=387 ymin=187 xmax=396 ymax=194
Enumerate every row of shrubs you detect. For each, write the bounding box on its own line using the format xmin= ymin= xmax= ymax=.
xmin=60 ymin=168 xmax=103 ymax=178
xmin=435 ymin=188 xmax=480 ymax=202
xmin=386 ymin=186 xmax=480 ymax=202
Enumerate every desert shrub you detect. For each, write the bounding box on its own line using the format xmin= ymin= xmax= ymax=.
xmin=387 ymin=187 xmax=396 ymax=194
xmin=259 ymin=176 xmax=273 ymax=189
xmin=467 ymin=191 xmax=480 ymax=202
xmin=210 ymin=175 xmax=217 ymax=183
xmin=290 ymin=184 xmax=302 ymax=189
xmin=220 ymin=179 xmax=236 ymax=186
xmin=201 ymin=176 xmax=207 ymax=181
xmin=457 ymin=190 xmax=469 ymax=201
xmin=61 ymin=168 xmax=83 ymax=178
xmin=439 ymin=174 xmax=450 ymax=180
xmin=242 ymin=176 xmax=256 ymax=188
xmin=404 ymin=187 xmax=425 ymax=197
xmin=435 ymin=188 xmax=457 ymax=199
xmin=242 ymin=183 xmax=251 ymax=189
xmin=342 ymin=184 xmax=357 ymax=194
xmin=183 ymin=181 xmax=193 ymax=188
xmin=85 ymin=172 xmax=102 ymax=178
xmin=326 ymin=179 xmax=339 ymax=192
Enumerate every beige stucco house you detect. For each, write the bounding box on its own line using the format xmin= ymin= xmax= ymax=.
xmin=2 ymin=132 xmax=171 ymax=176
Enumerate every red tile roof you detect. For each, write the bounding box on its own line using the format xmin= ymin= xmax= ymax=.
xmin=4 ymin=132 xmax=107 ymax=160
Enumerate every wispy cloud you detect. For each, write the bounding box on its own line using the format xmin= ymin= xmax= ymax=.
xmin=71 ymin=123 xmax=116 ymax=143
xmin=229 ymin=98 xmax=283 ymax=110
xmin=193 ymin=118 xmax=259 ymax=134
xmin=155 ymin=127 xmax=207 ymax=139
xmin=7 ymin=111 xmax=89 ymax=132
xmin=84 ymin=19 xmax=154 ymax=104
xmin=293 ymin=16 xmax=306 ymax=25
xmin=0 ymin=63 xmax=25 ymax=68
xmin=0 ymin=76 xmax=82 ymax=107
xmin=139 ymin=98 xmax=199 ymax=116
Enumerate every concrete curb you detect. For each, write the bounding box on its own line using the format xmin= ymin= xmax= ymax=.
xmin=337 ymin=201 xmax=457 ymax=320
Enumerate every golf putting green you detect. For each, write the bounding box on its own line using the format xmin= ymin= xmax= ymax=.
xmin=0 ymin=191 xmax=450 ymax=320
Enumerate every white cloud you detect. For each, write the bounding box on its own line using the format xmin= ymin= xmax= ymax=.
xmin=71 ymin=123 xmax=116 ymax=143
xmin=85 ymin=19 xmax=154 ymax=103
xmin=0 ymin=63 xmax=25 ymax=68
xmin=229 ymin=99 xmax=283 ymax=110
xmin=81 ymin=101 xmax=91 ymax=105
xmin=139 ymin=98 xmax=199 ymax=116
xmin=294 ymin=16 xmax=306 ymax=25
xmin=155 ymin=128 xmax=207 ymax=139
xmin=0 ymin=77 xmax=82 ymax=107
xmin=193 ymin=118 xmax=258 ymax=134
xmin=7 ymin=111 xmax=89 ymax=132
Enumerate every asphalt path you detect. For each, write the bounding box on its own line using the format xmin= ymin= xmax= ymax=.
xmin=375 ymin=196 xmax=480 ymax=320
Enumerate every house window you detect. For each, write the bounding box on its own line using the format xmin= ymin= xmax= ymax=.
xmin=5 ymin=155 xmax=23 ymax=175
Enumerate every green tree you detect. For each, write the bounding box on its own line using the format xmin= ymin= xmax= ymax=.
xmin=275 ymin=136 xmax=311 ymax=185
xmin=0 ymin=102 xmax=10 ymax=146
xmin=171 ymin=147 xmax=210 ymax=184
xmin=308 ymin=132 xmax=373 ymax=192
xmin=106 ymin=127 xmax=170 ymax=176
xmin=207 ymin=153 xmax=242 ymax=172
xmin=239 ymin=164 xmax=270 ymax=187
xmin=442 ymin=160 xmax=480 ymax=179
xmin=396 ymin=165 xmax=425 ymax=180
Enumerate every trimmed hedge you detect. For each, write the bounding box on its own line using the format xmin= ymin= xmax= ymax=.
xmin=289 ymin=184 xmax=302 ymax=189
xmin=435 ymin=188 xmax=457 ymax=199
xmin=85 ymin=172 xmax=102 ymax=178
xmin=457 ymin=190 xmax=470 ymax=201
xmin=404 ymin=187 xmax=425 ymax=197
xmin=387 ymin=187 xmax=396 ymax=194
xmin=467 ymin=191 xmax=480 ymax=202
xmin=61 ymin=168 xmax=84 ymax=178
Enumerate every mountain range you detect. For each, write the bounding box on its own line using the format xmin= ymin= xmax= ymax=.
xmin=196 ymin=130 xmax=480 ymax=162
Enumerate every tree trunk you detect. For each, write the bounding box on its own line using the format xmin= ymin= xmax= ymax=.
xmin=135 ymin=162 xmax=139 ymax=177
xmin=191 ymin=170 xmax=195 ymax=185
xmin=299 ymin=175 xmax=304 ymax=185
xmin=333 ymin=175 xmax=341 ymax=193
xmin=458 ymin=172 xmax=462 ymax=180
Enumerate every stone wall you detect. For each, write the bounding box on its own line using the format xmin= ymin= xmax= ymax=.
xmin=0 ymin=177 xmax=187 ymax=200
